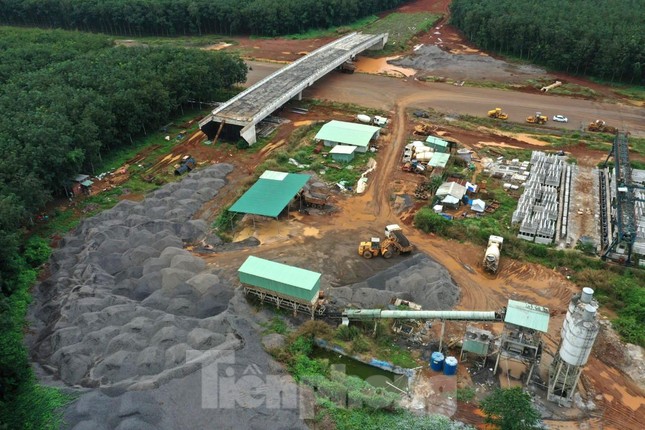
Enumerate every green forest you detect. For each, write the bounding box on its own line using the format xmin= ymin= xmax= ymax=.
xmin=0 ymin=0 xmax=407 ymax=37
xmin=450 ymin=0 xmax=645 ymax=84
xmin=0 ymin=26 xmax=246 ymax=427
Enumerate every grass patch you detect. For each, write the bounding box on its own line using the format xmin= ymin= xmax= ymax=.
xmin=363 ymin=12 xmax=441 ymax=56
xmin=456 ymin=387 xmax=477 ymax=403
xmin=262 ymin=316 xmax=288 ymax=335
xmin=281 ymin=15 xmax=380 ymax=40
xmin=115 ymin=35 xmax=237 ymax=49
xmin=525 ymin=78 xmax=600 ymax=99
xmin=280 ymin=12 xmax=441 ymax=57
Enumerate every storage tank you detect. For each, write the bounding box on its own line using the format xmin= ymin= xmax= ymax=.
xmin=443 ymin=356 xmax=458 ymax=375
xmin=558 ymin=293 xmax=599 ymax=366
xmin=414 ymin=152 xmax=433 ymax=162
xmin=430 ymin=351 xmax=444 ymax=371
xmin=457 ymin=148 xmax=472 ymax=163
xmin=356 ymin=114 xmax=372 ymax=124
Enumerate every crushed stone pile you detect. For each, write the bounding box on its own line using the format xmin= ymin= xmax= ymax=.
xmin=27 ymin=164 xmax=310 ymax=429
xmin=392 ymin=45 xmax=546 ymax=82
xmin=330 ymin=253 xmax=460 ymax=310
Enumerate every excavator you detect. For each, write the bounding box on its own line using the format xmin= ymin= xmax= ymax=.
xmin=526 ymin=111 xmax=548 ymax=125
xmin=487 ymin=107 xmax=508 ymax=120
xmin=587 ymin=119 xmax=617 ymax=133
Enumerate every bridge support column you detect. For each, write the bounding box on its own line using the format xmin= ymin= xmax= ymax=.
xmin=241 ymin=125 xmax=257 ymax=146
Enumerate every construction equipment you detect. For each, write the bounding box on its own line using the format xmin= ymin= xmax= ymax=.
xmin=587 ymin=119 xmax=617 ymax=134
xmin=384 ymin=224 xmax=414 ymax=254
xmin=483 ymin=235 xmax=503 ymax=273
xmin=526 ymin=112 xmax=548 ymax=125
xmin=359 ymin=225 xmax=414 ymax=259
xmin=413 ymin=123 xmax=436 ymax=136
xmin=402 ymin=161 xmax=425 ymax=174
xmin=358 ymin=237 xmax=396 ymax=259
xmin=487 ymin=108 xmax=508 ymax=120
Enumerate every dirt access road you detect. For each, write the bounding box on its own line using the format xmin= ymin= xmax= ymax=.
xmin=247 ymin=61 xmax=645 ymax=137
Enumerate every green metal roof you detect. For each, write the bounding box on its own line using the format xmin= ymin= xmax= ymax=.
xmin=504 ymin=300 xmax=550 ymax=332
xmin=428 ymin=152 xmax=451 ymax=167
xmin=238 ymin=256 xmax=321 ymax=303
xmin=229 ymin=170 xmax=310 ymax=217
xmin=425 ymin=136 xmax=449 ymax=147
xmin=315 ymin=120 xmax=379 ymax=147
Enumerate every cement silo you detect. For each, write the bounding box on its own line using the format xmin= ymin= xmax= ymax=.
xmin=547 ymin=287 xmax=600 ymax=406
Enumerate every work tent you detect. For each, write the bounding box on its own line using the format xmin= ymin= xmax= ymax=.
xmin=229 ymin=170 xmax=310 ymax=218
xmin=471 ymin=199 xmax=486 ymax=213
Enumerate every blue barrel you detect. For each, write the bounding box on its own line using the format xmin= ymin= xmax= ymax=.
xmin=430 ymin=352 xmax=444 ymax=371
xmin=443 ymin=356 xmax=458 ymax=375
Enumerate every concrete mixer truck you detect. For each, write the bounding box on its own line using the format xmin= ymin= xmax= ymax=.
xmin=483 ymin=235 xmax=503 ymax=273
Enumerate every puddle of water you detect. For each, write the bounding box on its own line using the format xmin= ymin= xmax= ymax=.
xmin=355 ymin=56 xmax=417 ymax=77
xmin=311 ymin=348 xmax=408 ymax=393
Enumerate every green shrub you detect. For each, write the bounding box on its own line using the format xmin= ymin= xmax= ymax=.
xmin=336 ymin=325 xmax=361 ymax=341
xmin=414 ymin=207 xmax=450 ymax=234
xmin=23 ymin=236 xmax=52 ymax=267
xmin=350 ymin=335 xmax=370 ymax=354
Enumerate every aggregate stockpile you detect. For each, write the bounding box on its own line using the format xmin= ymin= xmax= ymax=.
xmin=483 ymin=235 xmax=504 ymax=273
xmin=26 ymin=164 xmax=307 ymax=430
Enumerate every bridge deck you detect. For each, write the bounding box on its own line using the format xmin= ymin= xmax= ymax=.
xmin=199 ymin=32 xmax=388 ymax=144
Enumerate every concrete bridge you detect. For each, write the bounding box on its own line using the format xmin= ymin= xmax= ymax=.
xmin=199 ymin=32 xmax=388 ymax=145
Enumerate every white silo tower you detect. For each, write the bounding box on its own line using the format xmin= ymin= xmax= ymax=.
xmin=547 ymin=287 xmax=600 ymax=406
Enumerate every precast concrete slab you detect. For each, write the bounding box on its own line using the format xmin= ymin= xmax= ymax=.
xmin=199 ymin=32 xmax=388 ymax=145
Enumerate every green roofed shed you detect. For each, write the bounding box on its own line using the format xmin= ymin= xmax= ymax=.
xmin=428 ymin=152 xmax=450 ymax=168
xmin=315 ymin=120 xmax=379 ymax=153
xmin=504 ymin=300 xmax=550 ymax=332
xmin=229 ymin=170 xmax=310 ymax=217
xmin=238 ymin=256 xmax=321 ymax=304
xmin=426 ymin=136 xmax=450 ymax=153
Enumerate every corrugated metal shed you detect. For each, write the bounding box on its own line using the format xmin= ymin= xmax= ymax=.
xmin=504 ymin=299 xmax=550 ymax=332
xmin=329 ymin=144 xmax=356 ymax=163
xmin=315 ymin=120 xmax=379 ymax=149
xmin=436 ymin=181 xmax=467 ymax=199
xmin=238 ymin=256 xmax=321 ymax=304
xmin=229 ymin=170 xmax=310 ymax=217
xmin=427 ymin=152 xmax=450 ymax=168
xmin=425 ymin=136 xmax=450 ymax=153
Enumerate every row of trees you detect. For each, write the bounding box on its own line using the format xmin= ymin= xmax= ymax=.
xmin=0 ymin=0 xmax=407 ymax=37
xmin=0 ymin=26 xmax=246 ymax=426
xmin=450 ymin=0 xmax=645 ymax=84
